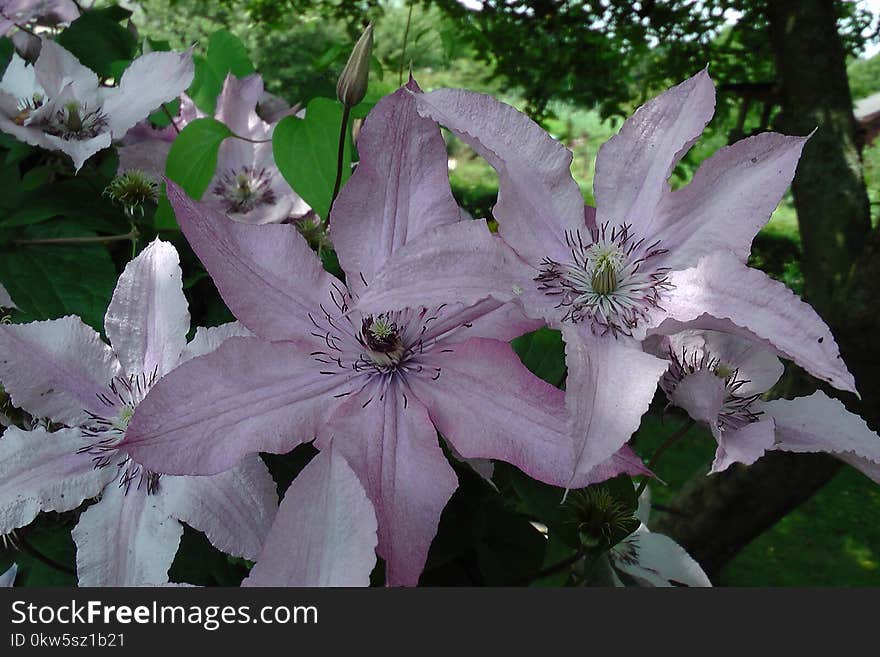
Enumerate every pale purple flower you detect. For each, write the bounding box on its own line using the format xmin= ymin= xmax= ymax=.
xmin=117 ymin=83 xmax=647 ymax=586
xmin=350 ymin=70 xmax=855 ymax=481
xmin=0 ymin=39 xmax=194 ymax=171
xmin=647 ymin=329 xmax=880 ymax=478
xmin=0 ymin=562 xmax=16 ymax=587
xmin=0 ymin=283 xmax=15 ymax=309
xmin=244 ymin=444 xmax=378 ymax=587
xmin=0 ymin=0 xmax=78 ymax=36
xmin=606 ymin=489 xmax=710 ymax=587
xmin=0 ymin=239 xmax=277 ymax=586
xmin=118 ymin=73 xmax=310 ymax=225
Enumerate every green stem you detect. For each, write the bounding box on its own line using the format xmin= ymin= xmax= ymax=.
xmin=399 ymin=3 xmax=414 ymax=85
xmin=17 ymin=534 xmax=75 ymax=576
xmin=326 ymin=105 xmax=351 ymax=223
xmin=635 ymin=419 xmax=695 ymax=499
xmin=162 ymin=104 xmax=181 ymax=134
xmin=518 ymin=547 xmax=584 ymax=585
xmin=15 ymin=228 xmax=139 ymax=246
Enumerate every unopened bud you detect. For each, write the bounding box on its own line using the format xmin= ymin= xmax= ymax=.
xmin=336 ymin=23 xmax=373 ymax=108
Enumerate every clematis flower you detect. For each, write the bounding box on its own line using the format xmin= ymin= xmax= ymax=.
xmin=0 ymin=562 xmax=16 ymax=587
xmin=0 ymin=239 xmax=277 ymax=586
xmin=349 ymin=70 xmax=855 ymax=481
xmin=0 ymin=39 xmax=194 ymax=171
xmin=119 ymin=74 xmax=309 ymax=225
xmin=244 ymin=444 xmax=378 ymax=587
xmin=605 ymin=489 xmax=710 ymax=587
xmin=646 ymin=329 xmax=880 ymax=478
xmin=0 ymin=0 xmax=78 ymax=36
xmin=118 ymin=83 xmax=648 ymax=586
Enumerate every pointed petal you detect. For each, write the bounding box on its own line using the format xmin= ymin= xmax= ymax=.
xmin=1 ymin=53 xmax=43 ymax=100
xmin=331 ymin=83 xmax=462 ymax=292
xmin=649 ymin=251 xmax=855 ymax=392
xmin=414 ymin=88 xmax=584 ymax=265
xmin=616 ymin=527 xmax=711 ymax=587
xmin=214 ymin=73 xmax=265 ymax=138
xmin=161 ymin=455 xmax=277 ymax=561
xmin=761 ymin=391 xmax=880 ymax=483
xmin=711 ymin=418 xmax=776 ymax=473
xmin=243 ymin=446 xmax=377 ymax=587
xmin=72 ymin=484 xmax=182 ymax=586
xmin=325 ymin=382 xmax=457 ymax=586
xmin=178 ymin=321 xmax=253 ymax=364
xmin=594 ymin=69 xmax=715 ymax=231
xmin=354 ymin=219 xmax=538 ymax=319
xmin=0 ymin=282 xmax=16 ymax=309
xmin=406 ymin=337 xmax=580 ymax=488
xmin=165 ymin=180 xmax=338 ymax=342
xmin=0 ymin=316 xmax=121 ymax=425
xmin=105 ymin=239 xmax=190 ymax=378
xmin=655 ymin=133 xmax=808 ymax=269
xmin=0 ymin=563 xmax=16 ymax=587
xmin=34 ymin=39 xmax=98 ymax=96
xmin=120 ymin=337 xmax=353 ymax=475
xmin=564 ymin=327 xmax=669 ymax=477
xmin=103 ymin=49 xmax=195 ymax=137
xmin=41 ymin=130 xmax=112 ymax=172
xmin=576 ymin=445 xmax=652 ymax=488
xmin=0 ymin=426 xmax=115 ymax=534
xmin=419 ymin=298 xmax=543 ymax=345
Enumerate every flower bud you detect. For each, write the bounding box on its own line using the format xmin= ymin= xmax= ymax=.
xmin=336 ymin=23 xmax=373 ymax=109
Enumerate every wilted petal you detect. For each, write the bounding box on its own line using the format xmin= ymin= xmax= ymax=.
xmin=593 ymin=69 xmax=715 ymax=231
xmin=655 ymin=132 xmax=808 ymax=269
xmin=0 ymin=426 xmax=114 ymax=534
xmin=649 ymin=251 xmax=855 ymax=393
xmin=105 ymin=239 xmax=190 ymax=378
xmin=325 ymin=381 xmax=457 ymax=587
xmin=0 ymin=316 xmax=121 ymax=425
xmin=243 ymin=446 xmax=377 ymax=587
xmin=103 ymin=49 xmax=195 ymax=138
xmin=408 ymin=337 xmax=582 ymax=488
xmin=355 ymin=219 xmax=537 ymax=319
xmin=72 ymin=483 xmax=182 ymax=587
xmin=761 ymin=391 xmax=880 ymax=483
xmin=165 ymin=180 xmax=338 ymax=343
xmin=415 ymin=88 xmax=584 ymax=265
xmin=711 ymin=418 xmax=776 ymax=473
xmin=0 ymin=563 xmax=16 ymax=587
xmin=615 ymin=526 xmax=711 ymax=587
xmin=178 ymin=321 xmax=252 ymax=364
xmin=331 ymin=82 xmax=462 ymax=293
xmin=120 ymin=337 xmax=354 ymax=475
xmin=160 ymin=455 xmax=277 ymax=561
xmin=564 ymin=327 xmax=669 ymax=478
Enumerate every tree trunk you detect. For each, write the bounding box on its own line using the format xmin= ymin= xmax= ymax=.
xmin=654 ymin=0 xmax=879 ymax=577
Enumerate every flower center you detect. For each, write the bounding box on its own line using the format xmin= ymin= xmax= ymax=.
xmin=44 ymin=101 xmax=108 ymax=140
xmin=361 ymin=315 xmax=407 ymax=370
xmin=661 ymin=346 xmax=763 ymax=432
xmin=13 ymin=93 xmax=43 ymax=125
xmin=213 ymin=166 xmax=276 ymax=214
xmin=536 ymin=224 xmax=671 ymax=336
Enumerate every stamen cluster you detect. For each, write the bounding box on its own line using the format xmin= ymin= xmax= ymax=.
xmin=213 ymin=166 xmax=277 ymax=214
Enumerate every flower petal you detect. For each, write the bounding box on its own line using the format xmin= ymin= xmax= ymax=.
xmin=324 ymin=381 xmax=457 ymax=586
xmin=654 ymin=132 xmax=808 ymax=269
xmin=178 ymin=321 xmax=253 ymax=364
xmin=0 ymin=282 xmax=16 ymax=309
xmin=72 ymin=483 xmax=182 ymax=586
xmin=414 ymin=88 xmax=585 ymax=265
xmin=243 ymin=445 xmax=377 ymax=587
xmin=0 ymin=563 xmax=16 ymax=587
xmin=165 ymin=180 xmax=338 ymax=343
xmin=105 ymin=239 xmax=190 ymax=378
xmin=564 ymin=326 xmax=669 ymax=477
xmin=760 ymin=391 xmax=880 ymax=483
xmin=160 ymin=455 xmax=278 ymax=561
xmin=120 ymin=337 xmax=353 ymax=475
xmin=615 ymin=526 xmax=711 ymax=587
xmin=648 ymin=251 xmax=855 ymax=392
xmin=0 ymin=316 xmax=121 ymax=425
xmin=331 ymin=82 xmax=462 ymax=292
xmin=419 ymin=298 xmax=542 ymax=345
xmin=594 ymin=69 xmax=715 ymax=231
xmin=711 ymin=418 xmax=776 ymax=473
xmin=407 ymin=337 xmax=580 ymax=488
xmin=103 ymin=49 xmax=195 ymax=138
xmin=0 ymin=426 xmax=114 ymax=534
xmin=33 ymin=39 xmax=98 ymax=97
xmin=354 ymin=219 xmax=538 ymax=319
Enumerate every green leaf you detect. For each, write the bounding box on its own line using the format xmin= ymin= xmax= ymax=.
xmin=511 ymin=327 xmax=566 ymax=386
xmin=273 ymin=97 xmax=352 ymax=220
xmin=153 ymin=191 xmax=178 ymax=230
xmin=0 ymin=37 xmax=13 ymax=75
xmin=0 ymin=221 xmax=118 ymax=331
xmin=57 ymin=11 xmax=137 ymax=79
xmin=165 ymin=118 xmax=232 ymax=199
xmin=188 ymin=30 xmax=254 ymax=114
